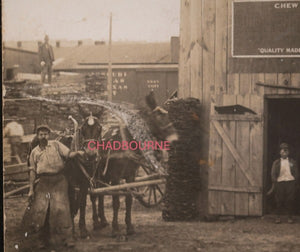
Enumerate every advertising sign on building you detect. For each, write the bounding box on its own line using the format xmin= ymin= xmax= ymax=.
xmin=232 ymin=1 xmax=300 ymax=57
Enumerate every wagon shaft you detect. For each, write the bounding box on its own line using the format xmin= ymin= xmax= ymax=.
xmin=89 ymin=178 xmax=166 ymax=195
xmin=135 ymin=173 xmax=163 ymax=182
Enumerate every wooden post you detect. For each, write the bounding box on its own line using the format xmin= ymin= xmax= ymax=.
xmin=4 ymin=179 xmax=39 ymax=198
xmin=107 ymin=13 xmax=113 ymax=101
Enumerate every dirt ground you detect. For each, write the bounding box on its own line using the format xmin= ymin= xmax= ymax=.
xmin=4 ymin=196 xmax=300 ymax=252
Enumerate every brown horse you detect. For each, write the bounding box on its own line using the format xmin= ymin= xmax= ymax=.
xmin=63 ymin=92 xmax=178 ymax=238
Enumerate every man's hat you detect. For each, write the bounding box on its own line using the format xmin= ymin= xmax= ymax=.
xmin=36 ymin=125 xmax=51 ymax=133
xmin=279 ymin=142 xmax=289 ymax=150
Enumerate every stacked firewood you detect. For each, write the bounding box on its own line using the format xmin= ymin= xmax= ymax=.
xmin=85 ymin=73 xmax=107 ymax=100
xmin=3 ymin=80 xmax=27 ymax=98
xmin=162 ymin=98 xmax=202 ymax=221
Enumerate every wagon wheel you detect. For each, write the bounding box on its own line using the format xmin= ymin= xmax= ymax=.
xmin=135 ymin=165 xmax=165 ymax=208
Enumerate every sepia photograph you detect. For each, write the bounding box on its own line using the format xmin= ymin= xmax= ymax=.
xmin=2 ymin=0 xmax=300 ymax=251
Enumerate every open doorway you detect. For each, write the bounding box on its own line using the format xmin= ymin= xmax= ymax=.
xmin=264 ymin=97 xmax=300 ymax=215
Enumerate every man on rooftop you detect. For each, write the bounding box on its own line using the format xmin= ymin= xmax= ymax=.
xmin=39 ymin=35 xmax=54 ymax=84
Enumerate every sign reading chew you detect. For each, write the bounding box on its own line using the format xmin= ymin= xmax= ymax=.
xmin=232 ymin=1 xmax=300 ymax=57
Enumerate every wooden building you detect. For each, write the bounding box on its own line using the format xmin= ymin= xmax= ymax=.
xmin=3 ymin=47 xmax=40 ymax=77
xmin=53 ymin=41 xmax=179 ymax=105
xmin=3 ymin=39 xmax=180 ymax=105
xmin=179 ymin=0 xmax=300 ymax=217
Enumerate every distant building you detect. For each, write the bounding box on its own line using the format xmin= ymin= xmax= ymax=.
xmin=52 ymin=39 xmax=179 ymax=105
xmin=3 ymin=47 xmax=40 ymax=78
xmin=3 ymin=38 xmax=180 ymax=105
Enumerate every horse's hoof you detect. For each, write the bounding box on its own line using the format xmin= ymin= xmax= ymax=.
xmin=111 ymin=229 xmax=120 ymax=238
xmin=126 ymin=226 xmax=135 ymax=236
xmin=93 ymin=221 xmax=109 ymax=230
xmin=93 ymin=221 xmax=101 ymax=230
xmin=73 ymin=233 xmax=78 ymax=240
xmin=80 ymin=229 xmax=90 ymax=239
xmin=100 ymin=221 xmax=109 ymax=228
xmin=116 ymin=234 xmax=128 ymax=242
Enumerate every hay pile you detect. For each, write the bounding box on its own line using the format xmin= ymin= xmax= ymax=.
xmin=79 ymin=99 xmax=166 ymax=175
xmin=162 ymin=98 xmax=202 ymax=221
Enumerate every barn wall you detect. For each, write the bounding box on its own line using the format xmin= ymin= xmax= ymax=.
xmin=179 ymin=0 xmax=300 ymax=216
xmin=100 ymin=68 xmax=178 ymax=105
xmin=55 ymin=67 xmax=178 ymax=106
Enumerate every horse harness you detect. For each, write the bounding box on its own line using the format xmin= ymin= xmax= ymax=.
xmin=77 ymin=138 xmax=109 ymax=189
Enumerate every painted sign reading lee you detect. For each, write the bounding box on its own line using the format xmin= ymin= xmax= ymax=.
xmin=233 ymin=1 xmax=300 ymax=57
xmin=100 ymin=71 xmax=129 ymax=96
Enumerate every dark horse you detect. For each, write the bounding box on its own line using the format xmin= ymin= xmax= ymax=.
xmin=63 ymin=92 xmax=178 ymax=238
xmin=61 ymin=113 xmax=103 ymax=238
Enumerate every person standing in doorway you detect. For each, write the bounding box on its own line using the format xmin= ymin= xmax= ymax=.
xmin=39 ymin=35 xmax=54 ymax=84
xmin=271 ymin=143 xmax=298 ymax=224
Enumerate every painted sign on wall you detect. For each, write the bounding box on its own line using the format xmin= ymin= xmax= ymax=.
xmin=232 ymin=1 xmax=300 ymax=58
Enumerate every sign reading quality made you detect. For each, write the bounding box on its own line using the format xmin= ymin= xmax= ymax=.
xmin=233 ymin=1 xmax=300 ymax=57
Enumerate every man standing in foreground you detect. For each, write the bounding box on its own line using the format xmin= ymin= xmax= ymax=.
xmin=271 ymin=143 xmax=298 ymax=224
xmin=23 ymin=125 xmax=82 ymax=248
xmin=39 ymin=35 xmax=54 ymax=84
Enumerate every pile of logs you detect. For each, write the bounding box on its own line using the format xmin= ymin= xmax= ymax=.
xmin=4 ymin=80 xmax=27 ymax=98
xmin=162 ymin=98 xmax=202 ymax=221
xmin=85 ymin=73 xmax=107 ymax=99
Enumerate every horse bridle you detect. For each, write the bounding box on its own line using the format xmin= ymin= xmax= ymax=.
xmin=77 ymin=138 xmax=105 ymax=189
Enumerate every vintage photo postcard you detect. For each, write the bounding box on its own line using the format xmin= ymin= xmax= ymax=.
xmin=3 ymin=0 xmax=300 ymax=251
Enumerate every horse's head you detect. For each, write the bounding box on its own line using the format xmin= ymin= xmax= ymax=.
xmin=78 ymin=113 xmax=102 ymax=159
xmin=145 ymin=91 xmax=178 ymax=143
xmin=80 ymin=113 xmax=102 ymax=142
xmin=66 ymin=114 xmax=101 ymax=188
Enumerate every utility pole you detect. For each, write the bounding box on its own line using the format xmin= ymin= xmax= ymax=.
xmin=107 ymin=13 xmax=113 ymax=101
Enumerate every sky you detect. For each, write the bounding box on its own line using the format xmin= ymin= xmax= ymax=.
xmin=3 ymin=0 xmax=180 ymax=42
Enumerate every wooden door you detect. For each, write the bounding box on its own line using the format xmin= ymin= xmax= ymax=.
xmin=208 ymin=94 xmax=263 ymax=216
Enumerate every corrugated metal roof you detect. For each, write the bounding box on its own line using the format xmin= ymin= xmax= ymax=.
xmin=53 ymin=42 xmax=171 ymax=70
xmin=3 ymin=47 xmax=38 ymax=55
xmin=4 ymin=41 xmax=173 ymax=70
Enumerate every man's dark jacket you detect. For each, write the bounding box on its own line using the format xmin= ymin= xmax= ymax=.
xmin=271 ymin=158 xmax=299 ymax=183
xmin=39 ymin=43 xmax=54 ymax=64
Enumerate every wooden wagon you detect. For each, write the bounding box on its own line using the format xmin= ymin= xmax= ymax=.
xmin=4 ymin=117 xmax=168 ymax=209
xmin=88 ymin=166 xmax=166 ymax=208
xmin=4 ymin=147 xmax=167 ymax=208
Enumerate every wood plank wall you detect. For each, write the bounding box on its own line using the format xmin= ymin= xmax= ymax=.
xmin=179 ymin=0 xmax=300 ymax=216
